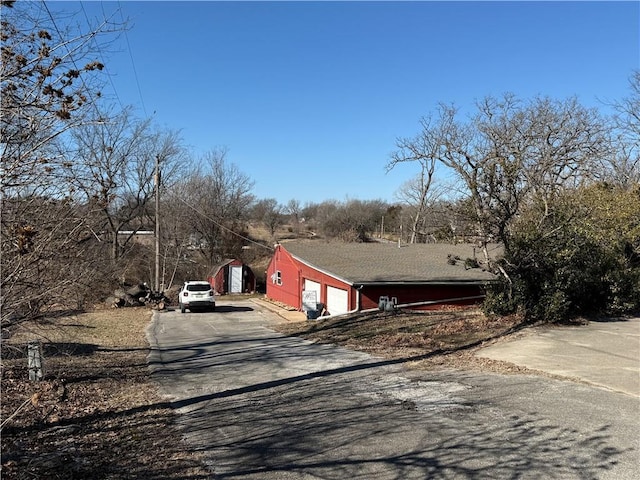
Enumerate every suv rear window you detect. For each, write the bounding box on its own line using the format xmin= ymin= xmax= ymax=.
xmin=187 ymin=284 xmax=211 ymax=292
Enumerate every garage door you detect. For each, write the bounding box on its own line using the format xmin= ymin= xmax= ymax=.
xmin=326 ymin=286 xmax=349 ymax=315
xmin=302 ymin=279 xmax=321 ymax=311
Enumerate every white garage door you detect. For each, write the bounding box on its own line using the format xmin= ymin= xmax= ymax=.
xmin=302 ymin=279 xmax=321 ymax=311
xmin=326 ymin=286 xmax=349 ymax=315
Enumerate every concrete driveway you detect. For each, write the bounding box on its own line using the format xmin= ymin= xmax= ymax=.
xmin=476 ymin=317 xmax=640 ymax=397
xmin=147 ymin=301 xmax=639 ymax=479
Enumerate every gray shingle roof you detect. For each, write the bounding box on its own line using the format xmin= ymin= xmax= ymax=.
xmin=281 ymin=240 xmax=501 ymax=284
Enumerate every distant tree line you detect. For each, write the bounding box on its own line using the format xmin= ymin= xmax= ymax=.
xmin=2 ymin=1 xmax=637 ymax=329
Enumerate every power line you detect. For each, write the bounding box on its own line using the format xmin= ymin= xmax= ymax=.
xmin=41 ymin=0 xmax=104 ymax=120
xmin=79 ymin=1 xmax=125 ymax=113
xmin=167 ymin=191 xmax=274 ymax=252
xmin=117 ymin=0 xmax=147 ymax=117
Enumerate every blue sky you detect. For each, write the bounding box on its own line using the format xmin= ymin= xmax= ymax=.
xmin=56 ymin=1 xmax=638 ymax=205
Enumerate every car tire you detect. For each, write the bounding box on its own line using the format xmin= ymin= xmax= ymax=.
xmin=180 ymin=304 xmax=186 ymax=314
xmin=211 ymin=305 xmax=216 ymax=312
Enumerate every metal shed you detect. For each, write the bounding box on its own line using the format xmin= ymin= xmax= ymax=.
xmin=208 ymin=259 xmax=256 ymax=295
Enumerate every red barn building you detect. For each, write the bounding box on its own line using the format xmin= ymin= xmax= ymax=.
xmin=208 ymin=259 xmax=256 ymax=295
xmin=266 ymin=241 xmax=500 ymax=315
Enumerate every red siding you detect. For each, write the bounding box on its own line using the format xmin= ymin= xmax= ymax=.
xmin=360 ymin=284 xmax=484 ymax=310
xmin=266 ymin=246 xmax=302 ymax=308
xmin=208 ymin=262 xmax=225 ymax=294
xmin=266 ymin=245 xmax=355 ymax=311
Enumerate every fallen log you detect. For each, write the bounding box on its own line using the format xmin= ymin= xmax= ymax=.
xmin=126 ymin=284 xmax=148 ymax=298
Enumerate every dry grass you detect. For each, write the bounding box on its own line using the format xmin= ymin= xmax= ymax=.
xmin=273 ymin=307 xmax=533 ymax=374
xmin=1 ymin=307 xmax=211 ymax=480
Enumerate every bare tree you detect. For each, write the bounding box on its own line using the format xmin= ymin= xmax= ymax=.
xmin=603 ymin=71 xmax=640 ymax=188
xmin=388 ymin=120 xmax=440 ymax=243
xmin=1 ymin=2 xmax=124 ymax=325
xmin=173 ymin=148 xmax=255 ymax=267
xmin=157 ymin=196 xmax=190 ymax=289
xmin=391 ymin=95 xmax=608 ymax=264
xmin=391 ymin=104 xmax=498 ymax=253
xmin=65 ymin=108 xmax=186 ymax=263
xmin=1 ymin=1 xmax=120 ymax=194
xmin=251 ymin=198 xmax=284 ymax=238
xmin=395 ymin=176 xmax=451 ymax=243
xmin=285 ymin=198 xmax=302 ymax=233
xmin=391 ymin=157 xmax=448 ymax=243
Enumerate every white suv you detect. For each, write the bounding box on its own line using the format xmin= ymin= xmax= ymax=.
xmin=179 ymin=281 xmax=216 ymax=313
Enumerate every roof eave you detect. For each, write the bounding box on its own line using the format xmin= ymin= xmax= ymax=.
xmin=355 ymin=279 xmax=497 ymax=286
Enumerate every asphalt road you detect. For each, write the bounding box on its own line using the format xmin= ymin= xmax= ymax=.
xmin=147 ymin=300 xmax=639 ymax=479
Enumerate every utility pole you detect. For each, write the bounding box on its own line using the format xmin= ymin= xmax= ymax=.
xmin=155 ymin=154 xmax=160 ymax=292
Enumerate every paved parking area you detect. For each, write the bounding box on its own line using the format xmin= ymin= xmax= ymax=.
xmin=476 ymin=317 xmax=640 ymax=397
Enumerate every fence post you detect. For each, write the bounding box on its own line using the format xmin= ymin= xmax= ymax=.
xmin=28 ymin=341 xmax=44 ymax=381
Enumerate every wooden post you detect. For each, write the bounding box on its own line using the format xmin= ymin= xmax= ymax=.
xmin=155 ymin=154 xmax=161 ymax=292
xmin=28 ymin=341 xmax=44 ymax=381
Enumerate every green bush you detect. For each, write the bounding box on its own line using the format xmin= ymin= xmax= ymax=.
xmin=484 ymin=186 xmax=640 ymax=322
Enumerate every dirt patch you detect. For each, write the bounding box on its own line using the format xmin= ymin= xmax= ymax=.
xmin=1 ymin=307 xmax=211 ymax=480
